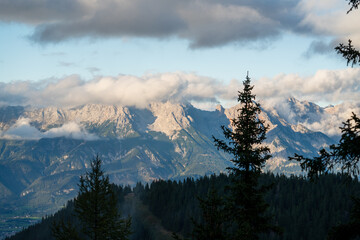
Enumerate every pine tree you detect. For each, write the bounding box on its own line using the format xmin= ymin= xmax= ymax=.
xmin=213 ymin=74 xmax=280 ymax=240
xmin=290 ymin=114 xmax=360 ymax=239
xmin=331 ymin=2 xmax=360 ymax=236
xmin=346 ymin=0 xmax=360 ymax=13
xmin=290 ymin=112 xmax=360 ymax=179
xmin=52 ymin=155 xmax=131 ymax=240
xmin=75 ymin=155 xmax=131 ymax=240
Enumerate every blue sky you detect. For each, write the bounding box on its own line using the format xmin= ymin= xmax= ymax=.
xmin=0 ymin=23 xmax=344 ymax=82
xmin=0 ymin=0 xmax=359 ymax=109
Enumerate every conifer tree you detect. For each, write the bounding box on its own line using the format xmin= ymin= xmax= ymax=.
xmin=52 ymin=155 xmax=131 ymax=240
xmin=346 ymin=0 xmax=360 ymax=13
xmin=335 ymin=0 xmax=360 ymax=66
xmin=213 ymin=74 xmax=280 ymax=240
xmin=290 ymin=112 xmax=360 ymax=179
xmin=331 ymin=2 xmax=360 ymax=237
xmin=290 ymin=113 xmax=360 ymax=239
xmin=75 ymin=155 xmax=131 ymax=240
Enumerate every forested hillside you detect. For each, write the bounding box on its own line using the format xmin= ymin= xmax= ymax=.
xmin=8 ymin=173 xmax=360 ymax=240
xmin=8 ymin=75 xmax=360 ymax=240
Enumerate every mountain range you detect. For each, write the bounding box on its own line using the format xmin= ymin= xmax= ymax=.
xmin=0 ymin=97 xmax=340 ymax=236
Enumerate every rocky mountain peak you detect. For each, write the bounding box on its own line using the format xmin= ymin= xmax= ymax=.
xmin=0 ymin=98 xmax=338 ymax=223
xmin=23 ymin=104 xmax=134 ymax=132
xmin=148 ymin=101 xmax=193 ymax=138
xmin=215 ymin=104 xmax=225 ymax=113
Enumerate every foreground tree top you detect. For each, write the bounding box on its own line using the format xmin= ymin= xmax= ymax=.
xmin=214 ymin=73 xmax=271 ymax=174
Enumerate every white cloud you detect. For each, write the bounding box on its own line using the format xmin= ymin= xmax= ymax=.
xmin=44 ymin=122 xmax=99 ymax=140
xmin=2 ymin=118 xmax=42 ymax=140
xmin=1 ymin=69 xmax=360 ymax=138
xmin=0 ymin=73 xmax=235 ymax=108
xmin=1 ymin=118 xmax=98 ymax=140
xmin=0 ymin=0 xmax=302 ymax=48
xmin=298 ymin=0 xmax=360 ymax=53
xmin=254 ymin=68 xmax=360 ymax=104
xmin=254 ymin=68 xmax=360 ymax=136
xmin=1 ymin=69 xmax=360 ymax=110
xmin=0 ymin=0 xmax=358 ymax=52
xmin=305 ymin=102 xmax=360 ymax=136
xmin=262 ymin=98 xmax=360 ymax=137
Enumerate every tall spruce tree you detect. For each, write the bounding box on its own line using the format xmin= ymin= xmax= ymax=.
xmin=213 ymin=74 xmax=280 ymax=240
xmin=53 ymin=155 xmax=131 ymax=240
xmin=75 ymin=155 xmax=131 ymax=240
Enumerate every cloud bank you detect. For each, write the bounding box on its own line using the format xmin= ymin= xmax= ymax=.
xmin=1 ymin=69 xmax=360 ymax=109
xmin=304 ymin=102 xmax=360 ymax=136
xmin=254 ymin=68 xmax=360 ymax=136
xmin=255 ymin=68 xmax=360 ymax=104
xmin=1 ymin=118 xmax=98 ymax=140
xmin=0 ymin=0 xmax=321 ymax=48
xmin=0 ymin=73 xmax=237 ymax=108
xmin=261 ymin=97 xmax=360 ymax=137
xmin=0 ymin=69 xmax=359 ymax=137
xmin=1 ymin=0 xmax=359 ymax=50
xmin=298 ymin=0 xmax=360 ymax=54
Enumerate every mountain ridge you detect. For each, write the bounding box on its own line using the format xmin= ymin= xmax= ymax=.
xmin=0 ymin=98 xmax=337 ymax=228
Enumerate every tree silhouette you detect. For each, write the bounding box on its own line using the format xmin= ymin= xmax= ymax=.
xmin=329 ymin=1 xmax=360 ymax=236
xmin=290 ymin=113 xmax=360 ymax=179
xmin=53 ymin=155 xmax=131 ymax=240
xmin=290 ymin=114 xmax=360 ymax=239
xmin=346 ymin=0 xmax=360 ymax=13
xmin=335 ymin=0 xmax=360 ymax=66
xmin=213 ymin=74 xmax=280 ymax=240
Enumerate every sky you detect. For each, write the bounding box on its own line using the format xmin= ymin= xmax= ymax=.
xmin=0 ymin=0 xmax=360 ymax=110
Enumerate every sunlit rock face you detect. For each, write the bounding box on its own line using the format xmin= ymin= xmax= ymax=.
xmin=0 ymin=98 xmax=337 ymax=214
